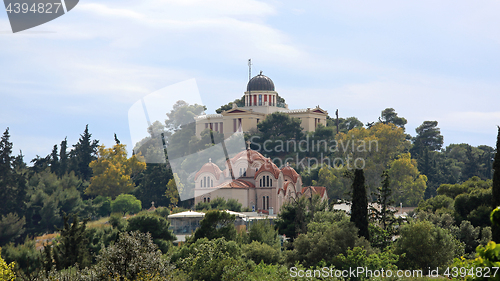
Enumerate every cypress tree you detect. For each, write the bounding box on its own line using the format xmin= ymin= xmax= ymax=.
xmin=58 ymin=137 xmax=68 ymax=177
xmin=492 ymin=126 xmax=500 ymax=242
xmin=0 ymin=128 xmax=16 ymax=216
xmin=50 ymin=144 xmax=59 ymax=174
xmin=351 ymin=169 xmax=369 ymax=241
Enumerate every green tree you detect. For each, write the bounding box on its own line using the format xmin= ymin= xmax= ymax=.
xmin=111 ymin=194 xmax=142 ymax=214
xmin=351 ymin=169 xmax=369 ymax=241
xmin=1 ymin=238 xmax=41 ymax=280
xmin=370 ymin=171 xmax=398 ymax=248
xmin=388 ymin=153 xmax=427 ymax=206
xmin=69 ymin=125 xmax=99 ymax=181
xmin=493 ymin=126 xmax=500 ymax=242
xmin=133 ymin=163 xmax=174 ymax=209
xmin=275 ymin=195 xmax=327 ymax=241
xmin=0 ymin=128 xmax=27 ymax=217
xmin=51 ymin=214 xmax=91 ymax=270
xmin=394 ymin=220 xmax=461 ymax=273
xmin=58 ymin=137 xmax=68 ymax=177
xmin=165 ymin=100 xmax=206 ymax=132
xmin=378 ymin=108 xmax=407 ymax=130
xmin=25 ymin=171 xmax=84 ymax=234
xmin=49 ymin=145 xmax=59 ymax=175
xmin=242 ymin=241 xmax=281 ymax=264
xmin=126 ymin=213 xmax=176 ymax=253
xmin=257 ymin=112 xmax=303 ymax=141
xmin=411 ymin=121 xmax=444 ymax=157
xmin=96 ymin=231 xmax=172 ymax=281
xmin=192 ymin=210 xmax=236 ymax=242
xmin=215 ymin=95 xmax=245 ymax=113
xmin=287 ymin=211 xmax=367 ymax=267
xmin=248 ymin=220 xmax=279 ymax=248
xmin=0 ymin=213 xmax=25 ymax=246
xmin=85 ymin=144 xmax=146 ymax=198
xmin=172 ymin=237 xmax=244 ymax=281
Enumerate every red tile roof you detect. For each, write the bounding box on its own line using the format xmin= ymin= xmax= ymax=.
xmin=281 ymin=164 xmax=300 ymax=183
xmin=215 ymin=179 xmax=255 ymax=189
xmin=230 ymin=149 xmax=267 ymax=164
xmin=194 ymin=161 xmax=222 ymax=180
xmin=255 ymin=158 xmax=281 ymax=179
xmin=301 ymin=186 xmax=327 ymax=198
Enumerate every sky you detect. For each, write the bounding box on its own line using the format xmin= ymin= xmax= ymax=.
xmin=1 ymin=0 xmax=499 ymax=162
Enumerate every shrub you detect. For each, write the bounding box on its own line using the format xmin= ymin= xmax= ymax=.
xmin=111 ymin=194 xmax=141 ymax=214
xmin=243 ymin=241 xmax=281 ymax=264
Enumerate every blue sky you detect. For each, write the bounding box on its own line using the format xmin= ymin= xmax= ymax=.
xmin=1 ymin=0 xmax=499 ymax=161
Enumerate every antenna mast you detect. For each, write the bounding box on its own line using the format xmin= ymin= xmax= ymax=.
xmin=248 ymin=59 xmax=252 ymax=81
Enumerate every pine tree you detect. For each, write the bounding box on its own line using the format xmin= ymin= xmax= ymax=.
xmin=52 ymin=214 xmax=91 ymax=270
xmin=70 ymin=125 xmax=99 ymax=181
xmin=351 ymin=169 xmax=369 ymax=241
xmin=492 ymin=126 xmax=500 ymax=242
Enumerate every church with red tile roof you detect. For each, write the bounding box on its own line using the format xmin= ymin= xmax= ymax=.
xmin=194 ymin=148 xmax=328 ymax=214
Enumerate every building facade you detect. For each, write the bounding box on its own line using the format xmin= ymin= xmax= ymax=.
xmin=195 ymin=71 xmax=329 ymax=138
xmin=193 ymin=148 xmax=328 ymax=214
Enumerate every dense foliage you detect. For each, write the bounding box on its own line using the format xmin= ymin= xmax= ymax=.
xmin=1 ymin=103 xmax=499 ymax=279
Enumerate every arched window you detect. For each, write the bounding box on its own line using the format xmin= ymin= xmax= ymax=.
xmin=267 ymin=176 xmax=270 ymax=187
xmin=211 ymin=179 xmax=213 ymax=187
xmin=266 ymin=196 xmax=269 ymax=210
xmin=260 ymin=178 xmax=262 ymax=187
xmin=270 ymin=178 xmax=272 ymax=187
xmin=203 ymin=177 xmax=206 ymax=188
xmin=263 ymin=196 xmax=266 ymax=209
xmin=203 ymin=198 xmax=206 ymax=203
xmin=207 ymin=197 xmax=210 ymax=203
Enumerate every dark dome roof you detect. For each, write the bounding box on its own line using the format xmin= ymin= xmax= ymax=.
xmin=247 ymin=71 xmax=275 ymax=91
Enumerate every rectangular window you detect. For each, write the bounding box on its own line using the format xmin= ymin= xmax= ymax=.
xmin=220 ymin=122 xmax=223 ymax=134
xmin=238 ymin=118 xmax=242 ymax=132
xmin=254 ymin=95 xmax=257 ymax=105
xmin=205 ymin=123 xmax=208 ymax=129
xmin=233 ymin=119 xmax=237 ymax=132
xmin=263 ymin=196 xmax=266 ymax=210
xmin=266 ymin=196 xmax=269 ymax=210
xmin=259 ymin=95 xmax=262 ymax=106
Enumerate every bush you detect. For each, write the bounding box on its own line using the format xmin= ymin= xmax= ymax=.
xmin=111 ymin=194 xmax=141 ymax=214
xmin=394 ymin=220 xmax=461 ymax=273
xmin=1 ymin=238 xmax=41 ymax=279
xmin=243 ymin=241 xmax=281 ymax=264
xmin=172 ymin=237 xmax=245 ymax=281
xmin=248 ymin=220 xmax=279 ymax=248
xmin=108 ymin=213 xmax=127 ymax=231
xmin=154 ymin=206 xmax=170 ymax=218
xmin=95 ymin=231 xmax=172 ymax=280
xmin=126 ymin=213 xmax=176 ymax=253
xmin=0 ymin=247 xmax=16 ymax=281
xmin=93 ymin=196 xmax=112 ymax=217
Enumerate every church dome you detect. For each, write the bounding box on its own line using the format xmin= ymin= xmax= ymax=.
xmin=247 ymin=71 xmax=275 ymax=92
